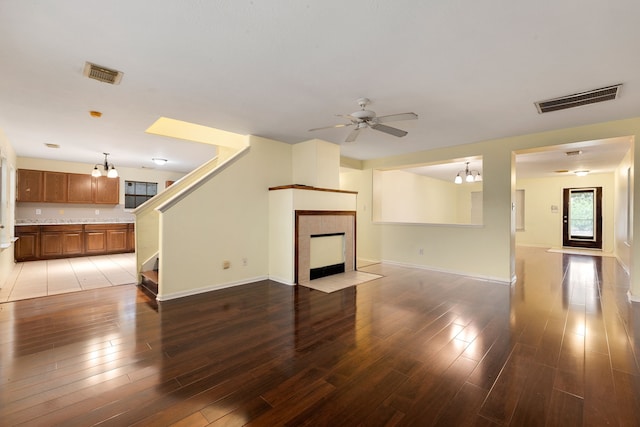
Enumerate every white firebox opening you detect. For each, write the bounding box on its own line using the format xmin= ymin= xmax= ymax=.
xmin=310 ymin=234 xmax=345 ymax=269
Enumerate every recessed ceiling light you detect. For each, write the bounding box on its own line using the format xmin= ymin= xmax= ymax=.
xmin=152 ymin=158 xmax=168 ymax=165
xmin=44 ymin=143 xmax=60 ymax=149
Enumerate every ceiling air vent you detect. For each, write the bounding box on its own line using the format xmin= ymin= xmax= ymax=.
xmin=535 ymin=84 xmax=622 ymax=114
xmin=83 ymin=62 xmax=123 ymax=85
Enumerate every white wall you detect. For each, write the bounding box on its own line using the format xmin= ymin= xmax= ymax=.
xmin=615 ymin=148 xmax=633 ymax=271
xmin=515 ymin=173 xmax=615 ymax=252
xmin=158 ymin=136 xmax=293 ymax=299
xmin=0 ymin=129 xmax=17 ymax=288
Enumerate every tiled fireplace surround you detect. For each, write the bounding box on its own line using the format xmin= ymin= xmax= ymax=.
xmin=295 ymin=211 xmax=356 ymax=283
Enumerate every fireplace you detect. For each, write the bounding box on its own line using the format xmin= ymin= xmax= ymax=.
xmin=268 ymin=184 xmax=357 ymax=286
xmin=310 ymin=233 xmax=346 ymax=280
xmin=296 ymin=211 xmax=355 ymax=284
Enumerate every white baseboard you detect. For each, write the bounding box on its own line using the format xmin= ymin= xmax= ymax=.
xmin=381 ymin=259 xmax=513 ymax=285
xmin=268 ymin=276 xmax=295 ymax=286
xmin=157 ymin=275 xmax=269 ymax=301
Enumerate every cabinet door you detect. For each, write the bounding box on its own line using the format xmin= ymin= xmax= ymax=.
xmin=43 ymin=172 xmax=68 ymax=203
xmin=67 ymin=173 xmax=93 ymax=203
xmin=94 ymin=176 xmax=119 ymax=204
xmin=62 ymin=232 xmax=83 ymax=255
xmin=41 ymin=233 xmax=64 ymax=257
xmin=107 ymin=229 xmax=128 ymax=252
xmin=85 ymin=231 xmax=107 ymax=253
xmin=17 ymin=170 xmax=43 ymax=202
xmin=15 ymin=232 xmax=39 ymax=261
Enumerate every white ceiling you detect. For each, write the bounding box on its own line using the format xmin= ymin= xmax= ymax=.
xmin=0 ymin=1 xmax=638 ymax=175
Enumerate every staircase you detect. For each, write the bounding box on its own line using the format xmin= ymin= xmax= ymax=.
xmin=140 ymin=258 xmax=159 ymax=298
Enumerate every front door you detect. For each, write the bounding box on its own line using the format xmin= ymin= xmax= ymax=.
xmin=562 ymin=187 xmax=602 ymax=249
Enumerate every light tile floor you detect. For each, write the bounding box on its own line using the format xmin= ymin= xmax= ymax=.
xmin=298 ymin=270 xmax=382 ymax=293
xmin=0 ymin=253 xmax=137 ymax=303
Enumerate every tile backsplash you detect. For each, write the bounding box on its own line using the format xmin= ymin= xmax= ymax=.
xmin=16 ymin=203 xmax=134 ymax=225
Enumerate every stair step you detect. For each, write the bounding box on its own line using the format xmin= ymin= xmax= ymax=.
xmin=140 ymin=270 xmax=158 ymax=297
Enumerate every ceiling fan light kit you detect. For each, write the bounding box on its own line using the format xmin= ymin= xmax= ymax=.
xmin=309 ymin=98 xmax=418 ymax=142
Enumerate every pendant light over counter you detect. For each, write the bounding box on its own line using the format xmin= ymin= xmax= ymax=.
xmin=92 ymin=152 xmax=118 ymax=178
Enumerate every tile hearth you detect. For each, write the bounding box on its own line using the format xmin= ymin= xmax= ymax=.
xmin=298 ymin=270 xmax=382 ymax=293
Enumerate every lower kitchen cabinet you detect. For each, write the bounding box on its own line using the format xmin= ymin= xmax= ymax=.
xmin=40 ymin=225 xmax=84 ymax=257
xmin=14 ymin=226 xmax=39 ymax=261
xmin=15 ymin=223 xmax=134 ymax=261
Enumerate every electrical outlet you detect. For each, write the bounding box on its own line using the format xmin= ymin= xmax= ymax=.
xmin=95 ymin=209 xmax=100 ymax=215
xmin=35 ymin=209 xmax=41 ymax=215
xmin=223 ymin=260 xmax=231 ymax=269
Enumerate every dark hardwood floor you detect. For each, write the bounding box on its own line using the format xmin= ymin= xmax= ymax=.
xmin=1 ymin=247 xmax=639 ymax=426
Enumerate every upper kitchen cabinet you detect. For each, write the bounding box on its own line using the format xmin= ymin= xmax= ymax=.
xmin=67 ymin=173 xmax=94 ymax=203
xmin=94 ymin=176 xmax=119 ymax=204
xmin=17 ymin=169 xmax=43 ymax=202
xmin=43 ymin=171 xmax=68 ymax=203
xmin=17 ymin=169 xmax=120 ymax=205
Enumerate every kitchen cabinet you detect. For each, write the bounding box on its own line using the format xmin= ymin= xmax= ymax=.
xmin=43 ymin=172 xmax=68 ymax=203
xmin=14 ymin=223 xmax=134 ymax=261
xmin=107 ymin=228 xmax=128 ymax=252
xmin=40 ymin=225 xmax=83 ymax=257
xmin=16 ymin=169 xmax=119 ymax=205
xmin=84 ymin=228 xmax=107 ymax=254
xmin=94 ymin=176 xmax=119 ymax=204
xmin=14 ymin=225 xmax=39 ymax=261
xmin=67 ymin=173 xmax=94 ymax=203
xmin=17 ymin=170 xmax=43 ymax=202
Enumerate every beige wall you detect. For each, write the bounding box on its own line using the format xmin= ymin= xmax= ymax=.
xmin=356 ymin=117 xmax=640 ymax=294
xmin=0 ymin=129 xmax=17 ymax=288
xmin=158 ymin=136 xmax=293 ymax=299
xmin=372 ymin=169 xmax=482 ymax=224
xmin=515 ymin=173 xmax=615 ymax=253
xmin=340 ymin=168 xmax=381 ymax=266
xmin=292 ymin=139 xmax=340 ymax=189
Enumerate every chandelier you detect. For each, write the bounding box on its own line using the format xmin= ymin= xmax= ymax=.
xmin=454 ymin=162 xmax=481 ymax=184
xmin=91 ymin=152 xmax=118 ymax=178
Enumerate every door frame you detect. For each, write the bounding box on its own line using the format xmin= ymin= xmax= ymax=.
xmin=562 ymin=187 xmax=602 ymax=249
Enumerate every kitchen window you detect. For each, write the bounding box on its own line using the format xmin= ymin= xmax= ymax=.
xmin=125 ymin=180 xmax=158 ymax=209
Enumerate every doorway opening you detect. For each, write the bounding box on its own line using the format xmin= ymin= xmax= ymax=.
xmin=562 ymin=187 xmax=602 ymax=249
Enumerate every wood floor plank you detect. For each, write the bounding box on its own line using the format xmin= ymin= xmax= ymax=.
xmin=0 ymin=248 xmax=638 ymax=426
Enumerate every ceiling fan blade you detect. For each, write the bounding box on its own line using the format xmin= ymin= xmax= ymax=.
xmin=376 ymin=112 xmax=418 ymax=123
xmin=370 ymin=123 xmax=408 ymax=138
xmin=345 ymin=128 xmax=361 ymax=142
xmin=308 ymin=123 xmax=352 ymax=132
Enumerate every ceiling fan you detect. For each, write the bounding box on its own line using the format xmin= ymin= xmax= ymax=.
xmin=309 ymin=98 xmax=418 ymax=142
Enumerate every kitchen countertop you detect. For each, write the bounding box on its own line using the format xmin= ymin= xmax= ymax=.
xmin=15 ymin=219 xmax=134 ymax=226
